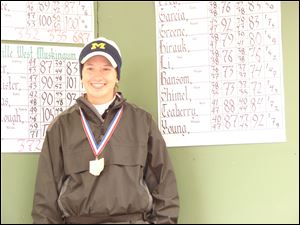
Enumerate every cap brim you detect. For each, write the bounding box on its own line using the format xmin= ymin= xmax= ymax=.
xmin=80 ymin=52 xmax=118 ymax=68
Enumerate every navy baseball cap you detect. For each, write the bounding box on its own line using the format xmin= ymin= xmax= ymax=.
xmin=79 ymin=37 xmax=122 ymax=80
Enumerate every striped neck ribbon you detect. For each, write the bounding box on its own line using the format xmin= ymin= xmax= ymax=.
xmin=79 ymin=106 xmax=123 ymax=158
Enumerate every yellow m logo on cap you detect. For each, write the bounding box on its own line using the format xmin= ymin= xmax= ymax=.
xmin=91 ymin=42 xmax=106 ymax=50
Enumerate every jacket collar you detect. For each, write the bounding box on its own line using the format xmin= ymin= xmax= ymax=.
xmin=76 ymin=92 xmax=126 ymax=124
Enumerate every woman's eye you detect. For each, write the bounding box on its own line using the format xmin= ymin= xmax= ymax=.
xmin=103 ymin=67 xmax=111 ymax=71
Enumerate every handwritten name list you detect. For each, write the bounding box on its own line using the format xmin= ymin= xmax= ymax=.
xmin=155 ymin=1 xmax=286 ymax=147
xmin=1 ymin=44 xmax=84 ymax=152
xmin=1 ymin=1 xmax=94 ymax=43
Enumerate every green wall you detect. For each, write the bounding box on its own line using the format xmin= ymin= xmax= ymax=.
xmin=1 ymin=2 xmax=299 ymax=224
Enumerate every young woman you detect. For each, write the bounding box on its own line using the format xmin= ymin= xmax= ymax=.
xmin=32 ymin=37 xmax=179 ymax=224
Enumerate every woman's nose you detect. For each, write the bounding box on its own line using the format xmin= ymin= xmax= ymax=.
xmin=94 ymin=69 xmax=104 ymax=78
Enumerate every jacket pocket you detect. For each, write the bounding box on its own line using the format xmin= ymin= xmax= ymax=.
xmin=104 ymin=143 xmax=148 ymax=167
xmin=64 ymin=148 xmax=92 ymax=175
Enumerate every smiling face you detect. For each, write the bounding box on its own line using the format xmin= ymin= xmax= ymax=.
xmin=81 ymin=55 xmax=118 ymax=105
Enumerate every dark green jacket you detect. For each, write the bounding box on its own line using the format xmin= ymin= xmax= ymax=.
xmin=32 ymin=93 xmax=179 ymax=224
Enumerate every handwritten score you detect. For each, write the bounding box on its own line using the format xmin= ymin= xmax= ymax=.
xmin=1 ymin=44 xmax=84 ymax=152
xmin=155 ymin=1 xmax=286 ymax=147
xmin=1 ymin=1 xmax=94 ymax=43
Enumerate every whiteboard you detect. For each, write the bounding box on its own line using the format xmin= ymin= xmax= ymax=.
xmin=155 ymin=1 xmax=286 ymax=147
xmin=1 ymin=1 xmax=94 ymax=43
xmin=1 ymin=44 xmax=85 ymax=152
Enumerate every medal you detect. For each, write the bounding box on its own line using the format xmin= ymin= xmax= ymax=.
xmin=89 ymin=158 xmax=104 ymax=176
xmin=80 ymin=106 xmax=123 ymax=176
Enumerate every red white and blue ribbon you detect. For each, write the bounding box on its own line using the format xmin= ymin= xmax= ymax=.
xmin=79 ymin=106 xmax=123 ymax=158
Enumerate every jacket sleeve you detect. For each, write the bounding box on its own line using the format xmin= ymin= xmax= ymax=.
xmin=144 ymin=116 xmax=180 ymax=224
xmin=31 ymin=121 xmax=65 ymax=224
